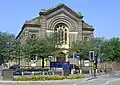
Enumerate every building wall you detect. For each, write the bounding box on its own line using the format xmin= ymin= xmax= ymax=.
xmin=17 ymin=5 xmax=94 ymax=66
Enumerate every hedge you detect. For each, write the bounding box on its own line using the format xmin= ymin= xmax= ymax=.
xmin=14 ymin=75 xmax=84 ymax=81
xmin=20 ymin=68 xmax=49 ymax=72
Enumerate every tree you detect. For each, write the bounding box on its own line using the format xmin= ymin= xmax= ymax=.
xmin=69 ymin=37 xmax=105 ymax=60
xmin=102 ymin=37 xmax=120 ymax=62
xmin=70 ymin=40 xmax=89 ymax=59
xmin=10 ymin=39 xmax=21 ymax=64
xmin=21 ymin=34 xmax=61 ymax=68
xmin=0 ymin=32 xmax=15 ymax=62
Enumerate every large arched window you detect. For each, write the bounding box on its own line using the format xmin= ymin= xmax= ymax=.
xmin=55 ymin=23 xmax=68 ymax=44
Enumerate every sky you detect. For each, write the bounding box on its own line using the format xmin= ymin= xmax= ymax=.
xmin=0 ymin=0 xmax=120 ymax=39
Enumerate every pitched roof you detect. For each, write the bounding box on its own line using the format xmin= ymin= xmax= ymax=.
xmin=16 ymin=17 xmax=41 ymax=39
xmin=25 ymin=16 xmax=40 ymax=25
xmin=82 ymin=21 xmax=94 ymax=31
xmin=39 ymin=3 xmax=83 ymax=19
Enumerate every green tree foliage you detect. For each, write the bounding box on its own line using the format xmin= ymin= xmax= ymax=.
xmin=70 ymin=37 xmax=120 ymax=62
xmin=21 ymin=34 xmax=61 ymax=68
xmin=70 ymin=37 xmax=105 ymax=60
xmin=102 ymin=37 xmax=120 ymax=62
xmin=10 ymin=39 xmax=21 ymax=63
xmin=1 ymin=31 xmax=120 ymax=64
xmin=0 ymin=32 xmax=15 ymax=62
xmin=70 ymin=40 xmax=89 ymax=59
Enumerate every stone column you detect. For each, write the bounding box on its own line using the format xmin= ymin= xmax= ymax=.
xmin=77 ymin=20 xmax=83 ymax=40
xmin=62 ymin=50 xmax=69 ymax=62
xmin=39 ymin=15 xmax=46 ymax=38
xmin=65 ymin=54 xmax=69 ymax=62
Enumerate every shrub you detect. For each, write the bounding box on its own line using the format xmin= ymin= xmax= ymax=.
xmin=66 ymin=76 xmax=84 ymax=79
xmin=14 ymin=75 xmax=84 ymax=81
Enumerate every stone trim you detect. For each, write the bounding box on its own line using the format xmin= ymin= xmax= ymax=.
xmin=69 ymin=32 xmax=78 ymax=34
xmin=48 ymin=16 xmax=74 ymax=31
xmin=83 ymin=28 xmax=94 ymax=31
xmin=46 ymin=30 xmax=54 ymax=32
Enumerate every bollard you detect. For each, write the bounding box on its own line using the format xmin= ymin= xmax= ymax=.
xmin=80 ymin=69 xmax=82 ymax=75
xmin=52 ymin=71 xmax=54 ymax=75
xmin=89 ymin=69 xmax=91 ymax=75
xmin=22 ymin=72 xmax=24 ymax=76
xmin=43 ymin=71 xmax=44 ymax=75
xmin=32 ymin=71 xmax=34 ymax=75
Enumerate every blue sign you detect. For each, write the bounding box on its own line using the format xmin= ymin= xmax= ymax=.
xmin=97 ymin=57 xmax=101 ymax=63
xmin=76 ymin=56 xmax=80 ymax=59
xmin=70 ymin=55 xmax=80 ymax=60
xmin=50 ymin=62 xmax=70 ymax=68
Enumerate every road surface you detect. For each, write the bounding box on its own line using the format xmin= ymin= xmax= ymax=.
xmin=0 ymin=73 xmax=120 ymax=85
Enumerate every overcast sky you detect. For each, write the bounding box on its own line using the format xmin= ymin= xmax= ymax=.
xmin=0 ymin=0 xmax=120 ymax=38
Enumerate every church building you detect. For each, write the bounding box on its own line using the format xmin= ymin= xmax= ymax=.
xmin=17 ymin=3 xmax=94 ymax=66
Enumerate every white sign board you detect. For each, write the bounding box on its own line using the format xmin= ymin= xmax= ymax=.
xmin=31 ymin=63 xmax=36 ymax=67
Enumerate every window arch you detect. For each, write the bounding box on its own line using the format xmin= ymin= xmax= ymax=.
xmin=55 ymin=23 xmax=68 ymax=44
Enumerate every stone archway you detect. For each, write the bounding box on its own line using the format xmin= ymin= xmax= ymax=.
xmin=56 ymin=52 xmax=66 ymax=62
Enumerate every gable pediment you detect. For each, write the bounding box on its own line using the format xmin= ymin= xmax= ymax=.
xmin=39 ymin=3 xmax=83 ymax=20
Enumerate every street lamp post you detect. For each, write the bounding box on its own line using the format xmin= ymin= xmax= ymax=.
xmin=73 ymin=52 xmax=76 ymax=71
xmin=48 ymin=56 xmax=52 ymax=70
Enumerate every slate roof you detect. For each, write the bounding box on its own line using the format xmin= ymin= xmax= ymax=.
xmin=82 ymin=21 xmax=94 ymax=31
xmin=25 ymin=16 xmax=40 ymax=25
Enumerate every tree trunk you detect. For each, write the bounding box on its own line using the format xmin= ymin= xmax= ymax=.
xmin=42 ymin=57 xmax=44 ymax=68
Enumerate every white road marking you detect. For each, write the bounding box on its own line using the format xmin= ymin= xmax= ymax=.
xmin=106 ymin=81 xmax=109 ymax=84
xmin=100 ymin=78 xmax=120 ymax=85
xmin=73 ymin=83 xmax=76 ymax=85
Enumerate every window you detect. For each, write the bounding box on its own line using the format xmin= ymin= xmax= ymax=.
xmin=84 ymin=37 xmax=88 ymax=41
xmin=31 ymin=34 xmax=36 ymax=39
xmin=55 ymin=23 xmax=68 ymax=44
xmin=65 ymin=29 xmax=67 ymax=44
xmin=59 ymin=28 xmax=64 ymax=43
xmin=30 ymin=55 xmax=37 ymax=61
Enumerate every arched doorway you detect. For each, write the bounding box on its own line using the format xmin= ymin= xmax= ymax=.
xmin=56 ymin=52 xmax=66 ymax=62
xmin=54 ymin=23 xmax=69 ymax=62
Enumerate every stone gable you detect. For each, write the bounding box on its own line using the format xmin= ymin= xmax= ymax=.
xmin=17 ymin=3 xmax=94 ymax=47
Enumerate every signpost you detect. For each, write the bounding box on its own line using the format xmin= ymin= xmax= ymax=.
xmin=89 ymin=51 xmax=95 ymax=77
xmin=97 ymin=57 xmax=101 ymax=74
xmin=89 ymin=51 xmax=94 ymax=61
xmin=97 ymin=57 xmax=100 ymax=63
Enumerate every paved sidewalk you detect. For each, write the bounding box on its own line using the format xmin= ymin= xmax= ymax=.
xmin=0 ymin=78 xmax=89 ymax=83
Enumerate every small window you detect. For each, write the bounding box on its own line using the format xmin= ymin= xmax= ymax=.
xmin=30 ymin=55 xmax=37 ymax=61
xmin=84 ymin=37 xmax=88 ymax=41
xmin=31 ymin=34 xmax=36 ymax=39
